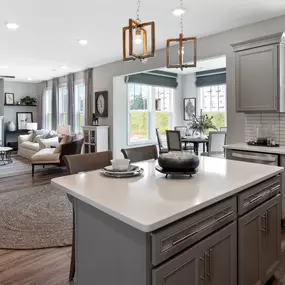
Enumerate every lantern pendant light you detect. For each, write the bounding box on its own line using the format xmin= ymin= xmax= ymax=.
xmin=166 ymin=0 xmax=197 ymax=70
xmin=123 ymin=0 xmax=155 ymax=63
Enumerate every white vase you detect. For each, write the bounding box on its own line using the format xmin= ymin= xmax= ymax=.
xmin=7 ymin=121 xmax=16 ymax=131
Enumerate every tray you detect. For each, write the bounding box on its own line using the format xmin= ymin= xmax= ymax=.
xmin=101 ymin=167 xmax=144 ymax=178
xmin=155 ymin=165 xmax=198 ymax=178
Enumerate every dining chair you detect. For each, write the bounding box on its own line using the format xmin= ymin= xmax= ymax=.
xmin=201 ymin=131 xmax=227 ymax=157
xmin=63 ymin=151 xmax=113 ymax=281
xmin=121 ymin=145 xmax=158 ymax=163
xmin=156 ymin=128 xmax=168 ymax=154
xmin=174 ymin=126 xmax=187 ymax=136
xmin=220 ymin=127 xmax=227 ymax=132
xmin=166 ymin=130 xmax=182 ymax=151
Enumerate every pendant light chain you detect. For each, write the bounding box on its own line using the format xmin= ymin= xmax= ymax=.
xmin=136 ymin=0 xmax=141 ymax=23
xmin=180 ymin=0 xmax=184 ymax=34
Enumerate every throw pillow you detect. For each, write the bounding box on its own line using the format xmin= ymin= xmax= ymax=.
xmin=42 ymin=130 xmax=58 ymax=139
xmin=31 ymin=129 xmax=48 ymax=140
xmin=54 ymin=135 xmax=68 ymax=153
xmin=33 ymin=135 xmax=44 ymax=143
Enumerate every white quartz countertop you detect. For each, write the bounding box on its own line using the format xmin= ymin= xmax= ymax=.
xmin=51 ymin=157 xmax=283 ymax=232
xmin=224 ymin=143 xmax=285 ymax=155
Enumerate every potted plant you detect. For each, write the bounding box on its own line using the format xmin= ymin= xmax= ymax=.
xmin=20 ymin=96 xmax=37 ymax=106
xmin=189 ymin=110 xmax=217 ymax=138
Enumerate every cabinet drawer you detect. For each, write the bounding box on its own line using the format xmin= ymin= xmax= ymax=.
xmin=238 ymin=176 xmax=281 ymax=216
xmin=151 ymin=197 xmax=237 ymax=266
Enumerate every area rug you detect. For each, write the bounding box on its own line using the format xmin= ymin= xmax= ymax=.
xmin=0 ymin=155 xmax=63 ymax=179
xmin=0 ymin=184 xmax=72 ymax=249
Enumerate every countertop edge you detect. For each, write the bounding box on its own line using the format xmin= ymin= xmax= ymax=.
xmin=51 ymin=168 xmax=283 ymax=233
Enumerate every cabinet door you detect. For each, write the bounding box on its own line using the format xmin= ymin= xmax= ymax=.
xmin=152 ymin=243 xmax=202 ymax=285
xmin=235 ymin=44 xmax=279 ymax=112
xmin=238 ymin=195 xmax=282 ymax=285
xmin=261 ymin=194 xmax=281 ymax=283
xmin=152 ymin=222 xmax=237 ymax=285
xmin=238 ymin=207 xmax=262 ymax=285
xmin=204 ymin=222 xmax=237 ymax=285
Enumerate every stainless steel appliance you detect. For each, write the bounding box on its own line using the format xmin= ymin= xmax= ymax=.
xmin=227 ymin=150 xmax=278 ymax=166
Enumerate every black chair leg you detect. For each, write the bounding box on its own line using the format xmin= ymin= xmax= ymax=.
xmin=32 ymin=165 xmax=35 ymax=177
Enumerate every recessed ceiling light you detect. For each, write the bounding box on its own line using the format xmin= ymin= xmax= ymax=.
xmin=28 ymin=77 xmax=32 ymax=81
xmin=78 ymin=39 xmax=88 ymax=46
xmin=0 ymin=65 xmax=8 ymax=69
xmin=172 ymin=8 xmax=186 ymax=16
xmin=6 ymin=22 xmax=20 ymax=30
xmin=61 ymin=65 xmax=68 ymax=69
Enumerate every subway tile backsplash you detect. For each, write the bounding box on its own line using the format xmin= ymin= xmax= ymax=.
xmin=244 ymin=113 xmax=285 ymax=145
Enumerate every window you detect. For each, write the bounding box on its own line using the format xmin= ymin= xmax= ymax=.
xmin=58 ymin=86 xmax=68 ymax=125
xmin=44 ymin=89 xmax=52 ymax=130
xmin=128 ymin=84 xmax=174 ymax=144
xmin=155 ymin=87 xmax=173 ymax=138
xmin=129 ymin=84 xmax=150 ymax=143
xmin=75 ymin=83 xmax=85 ymax=133
xmin=199 ymin=84 xmax=226 ymax=132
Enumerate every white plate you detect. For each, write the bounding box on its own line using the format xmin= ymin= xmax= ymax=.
xmin=101 ymin=168 xmax=144 ymax=178
xmin=103 ymin=165 xmax=140 ymax=175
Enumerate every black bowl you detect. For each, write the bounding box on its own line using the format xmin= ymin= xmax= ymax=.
xmin=158 ymin=152 xmax=200 ymax=171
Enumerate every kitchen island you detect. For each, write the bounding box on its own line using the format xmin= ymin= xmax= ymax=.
xmin=52 ymin=157 xmax=283 ymax=285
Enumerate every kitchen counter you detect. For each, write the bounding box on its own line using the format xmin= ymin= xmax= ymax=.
xmin=52 ymin=157 xmax=283 ymax=285
xmin=51 ymin=157 xmax=283 ymax=232
xmin=224 ymin=142 xmax=285 ymax=155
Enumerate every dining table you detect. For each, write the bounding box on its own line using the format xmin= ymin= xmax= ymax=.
xmin=181 ymin=136 xmax=209 ymax=155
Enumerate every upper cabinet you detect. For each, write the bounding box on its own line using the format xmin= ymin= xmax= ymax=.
xmin=232 ymin=32 xmax=285 ymax=113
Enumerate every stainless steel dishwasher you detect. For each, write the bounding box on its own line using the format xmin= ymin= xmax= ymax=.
xmin=226 ymin=150 xmax=279 ymax=166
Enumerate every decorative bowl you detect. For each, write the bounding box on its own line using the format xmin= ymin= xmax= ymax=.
xmin=158 ymin=152 xmax=200 ymax=171
xmin=111 ymin=159 xmax=130 ymax=171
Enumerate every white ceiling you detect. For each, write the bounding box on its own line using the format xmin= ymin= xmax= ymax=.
xmin=1 ymin=0 xmax=285 ymax=82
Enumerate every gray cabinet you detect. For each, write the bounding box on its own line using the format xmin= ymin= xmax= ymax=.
xmin=235 ymin=44 xmax=278 ymax=112
xmin=232 ymin=33 xmax=285 ymax=112
xmin=238 ymin=194 xmax=281 ymax=285
xmin=152 ymin=222 xmax=237 ymax=285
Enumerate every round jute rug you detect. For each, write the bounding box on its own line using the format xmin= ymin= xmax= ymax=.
xmin=0 ymin=184 xmax=72 ymax=249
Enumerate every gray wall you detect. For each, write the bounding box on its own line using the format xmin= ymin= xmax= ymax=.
xmin=93 ymin=15 xmax=285 ymax=151
xmin=0 ymin=79 xmax=4 ymax=116
xmin=3 ymin=81 xmax=40 ymax=124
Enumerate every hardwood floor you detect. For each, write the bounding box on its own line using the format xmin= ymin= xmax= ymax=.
xmin=0 ymin=169 xmax=72 ymax=285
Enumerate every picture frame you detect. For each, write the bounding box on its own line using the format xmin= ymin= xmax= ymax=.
xmin=16 ymin=112 xmax=33 ymax=130
xmin=184 ymin=98 xmax=196 ymax=121
xmin=5 ymin=93 xmax=15 ymax=105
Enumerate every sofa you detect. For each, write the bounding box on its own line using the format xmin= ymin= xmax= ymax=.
xmin=31 ymin=134 xmax=84 ymax=176
xmin=18 ymin=131 xmax=59 ymax=159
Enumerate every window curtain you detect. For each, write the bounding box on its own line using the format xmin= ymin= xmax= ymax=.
xmin=84 ymin=68 xmax=93 ymax=126
xmin=67 ymin=73 xmax=75 ymax=132
xmin=37 ymin=82 xmax=46 ymax=130
xmin=195 ymin=68 xmax=226 ymax=87
xmin=125 ymin=70 xmax=178 ymax=88
xmin=51 ymin=78 xmax=59 ymax=130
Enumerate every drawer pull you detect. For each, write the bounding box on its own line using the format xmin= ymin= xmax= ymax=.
xmin=172 ymin=210 xmax=234 ymax=246
xmin=172 ymin=231 xmax=198 ymax=246
xmin=270 ymin=185 xmax=280 ymax=192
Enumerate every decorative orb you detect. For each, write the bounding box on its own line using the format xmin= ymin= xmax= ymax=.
xmin=158 ymin=152 xmax=200 ymax=171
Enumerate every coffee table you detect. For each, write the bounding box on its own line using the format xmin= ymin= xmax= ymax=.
xmin=0 ymin=147 xmax=13 ymax=165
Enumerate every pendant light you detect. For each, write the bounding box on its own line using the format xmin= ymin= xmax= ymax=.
xmin=123 ymin=0 xmax=155 ymax=63
xmin=166 ymin=0 xmax=197 ymax=70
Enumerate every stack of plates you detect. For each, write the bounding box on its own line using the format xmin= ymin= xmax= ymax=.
xmin=101 ymin=165 xmax=144 ymax=178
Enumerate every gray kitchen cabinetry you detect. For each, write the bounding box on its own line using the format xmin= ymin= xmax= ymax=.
xmin=152 ymin=222 xmax=237 ymax=285
xmin=238 ymin=194 xmax=281 ymax=285
xmin=231 ymin=32 xmax=285 ymax=112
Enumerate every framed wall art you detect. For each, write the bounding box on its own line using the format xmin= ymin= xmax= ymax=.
xmin=5 ymin=93 xmax=15 ymax=105
xmin=16 ymin=112 xmax=33 ymax=130
xmin=184 ymin=98 xmax=196 ymax=121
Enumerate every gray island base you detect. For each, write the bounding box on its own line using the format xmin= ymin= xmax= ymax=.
xmin=51 ymin=158 xmax=284 ymax=285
